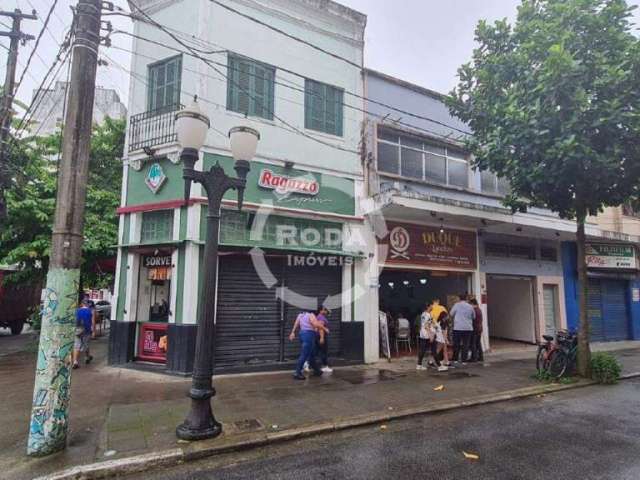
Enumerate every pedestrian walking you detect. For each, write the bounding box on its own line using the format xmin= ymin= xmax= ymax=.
xmin=315 ymin=307 xmax=333 ymax=373
xmin=73 ymin=299 xmax=94 ymax=369
xmin=450 ymin=293 xmax=475 ymax=364
xmin=289 ymin=310 xmax=328 ymax=380
xmin=469 ymin=298 xmax=484 ymax=362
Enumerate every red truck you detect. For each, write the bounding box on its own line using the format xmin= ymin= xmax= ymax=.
xmin=0 ymin=269 xmax=42 ymax=335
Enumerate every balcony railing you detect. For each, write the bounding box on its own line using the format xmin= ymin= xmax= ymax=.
xmin=128 ymin=104 xmax=183 ymax=153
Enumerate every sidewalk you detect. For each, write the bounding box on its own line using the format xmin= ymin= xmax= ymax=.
xmin=2 ymin=336 xmax=640 ymax=480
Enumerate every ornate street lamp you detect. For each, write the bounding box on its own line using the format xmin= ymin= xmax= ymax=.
xmin=175 ymin=98 xmax=260 ymax=440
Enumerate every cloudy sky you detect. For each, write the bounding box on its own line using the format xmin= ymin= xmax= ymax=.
xmin=2 ymin=0 xmax=639 ymax=110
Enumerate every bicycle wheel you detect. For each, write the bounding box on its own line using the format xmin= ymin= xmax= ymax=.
xmin=536 ymin=346 xmax=549 ymax=372
xmin=547 ymin=349 xmax=568 ymax=379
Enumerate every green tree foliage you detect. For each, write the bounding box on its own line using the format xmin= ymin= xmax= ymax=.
xmin=0 ymin=117 xmax=125 ymax=289
xmin=448 ymin=0 xmax=640 ymax=376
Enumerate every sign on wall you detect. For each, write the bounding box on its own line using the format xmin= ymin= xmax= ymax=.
xmin=143 ymin=255 xmax=172 ymax=268
xmin=586 ymin=244 xmax=637 ymax=270
xmin=145 ymin=163 xmax=167 ymax=194
xmin=379 ymin=222 xmax=477 ymax=269
xmin=258 ymin=169 xmax=320 ymax=196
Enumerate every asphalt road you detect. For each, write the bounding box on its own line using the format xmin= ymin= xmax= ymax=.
xmin=125 ymin=378 xmax=640 ymax=480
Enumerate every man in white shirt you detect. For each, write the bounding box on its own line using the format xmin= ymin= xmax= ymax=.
xmin=450 ymin=293 xmax=475 ymax=364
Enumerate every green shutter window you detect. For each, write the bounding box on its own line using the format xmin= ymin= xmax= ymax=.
xmin=141 ymin=210 xmax=174 ymax=243
xmin=304 ymin=79 xmax=343 ymax=137
xmin=227 ymin=55 xmax=275 ymax=120
xmin=147 ymin=56 xmax=182 ymax=112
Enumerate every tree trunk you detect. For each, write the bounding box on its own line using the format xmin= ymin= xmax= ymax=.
xmin=576 ymin=212 xmax=591 ymax=378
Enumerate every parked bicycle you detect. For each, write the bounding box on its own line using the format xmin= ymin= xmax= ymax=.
xmin=536 ymin=330 xmax=578 ymax=378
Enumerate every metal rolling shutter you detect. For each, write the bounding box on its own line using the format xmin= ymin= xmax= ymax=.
xmin=215 ymin=255 xmax=283 ymax=368
xmin=283 ymin=264 xmax=343 ymax=362
xmin=587 ymin=280 xmax=605 ymax=342
xmin=602 ymin=280 xmax=630 ymax=341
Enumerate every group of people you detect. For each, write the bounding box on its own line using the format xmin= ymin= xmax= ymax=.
xmin=289 ymin=306 xmax=333 ymax=380
xmin=416 ymin=294 xmax=484 ymax=372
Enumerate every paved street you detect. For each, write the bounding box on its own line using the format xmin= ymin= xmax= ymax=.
xmin=126 ymin=378 xmax=640 ymax=480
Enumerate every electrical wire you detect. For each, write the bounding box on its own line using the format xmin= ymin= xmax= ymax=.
xmin=14 ymin=0 xmax=61 ymax=100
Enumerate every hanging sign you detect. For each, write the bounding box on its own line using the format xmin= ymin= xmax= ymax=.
xmin=586 ymin=244 xmax=637 ymax=269
xmin=379 ymin=222 xmax=477 ymax=269
xmin=145 ymin=163 xmax=167 ymax=194
xmin=258 ymin=168 xmax=320 ymax=196
xmin=143 ymin=255 xmax=172 ymax=268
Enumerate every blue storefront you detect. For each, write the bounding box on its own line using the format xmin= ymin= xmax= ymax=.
xmin=562 ymin=242 xmax=640 ymax=342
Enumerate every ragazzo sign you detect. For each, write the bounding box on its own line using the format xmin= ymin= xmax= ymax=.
xmin=586 ymin=244 xmax=637 ymax=269
xmin=143 ymin=255 xmax=172 ymax=269
xmin=258 ymin=168 xmax=319 ymax=196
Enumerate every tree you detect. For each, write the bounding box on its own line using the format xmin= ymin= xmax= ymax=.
xmin=0 ymin=117 xmax=125 ymax=289
xmin=448 ymin=0 xmax=640 ymax=377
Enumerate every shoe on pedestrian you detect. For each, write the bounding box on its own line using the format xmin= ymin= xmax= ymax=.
xmin=442 ymin=361 xmax=451 ymax=367
xmin=437 ymin=365 xmax=449 ymax=372
xmin=293 ymin=373 xmax=306 ymax=380
xmin=416 ymin=364 xmax=426 ymax=370
xmin=85 ymin=355 xmax=93 ymax=365
xmin=303 ymin=362 xmax=310 ymax=373
xmin=72 ymin=363 xmax=79 ymax=369
xmin=321 ymin=366 xmax=333 ymax=373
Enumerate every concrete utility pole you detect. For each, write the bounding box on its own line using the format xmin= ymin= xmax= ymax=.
xmin=0 ymin=8 xmax=37 ymax=221
xmin=27 ymin=0 xmax=102 ymax=456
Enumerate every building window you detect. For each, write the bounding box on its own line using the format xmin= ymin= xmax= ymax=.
xmin=304 ymin=79 xmax=343 ymax=136
xmin=141 ymin=210 xmax=174 ymax=243
xmin=485 ymin=242 xmax=536 ymax=260
xmin=226 ymin=55 xmax=275 ymax=120
xmin=480 ymin=170 xmax=510 ymax=196
xmin=147 ymin=55 xmax=182 ymax=112
xmin=540 ymin=247 xmax=558 ymax=262
xmin=376 ymin=127 xmax=469 ymax=188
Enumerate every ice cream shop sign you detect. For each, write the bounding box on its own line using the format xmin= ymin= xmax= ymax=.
xmin=258 ymin=168 xmax=320 ymax=196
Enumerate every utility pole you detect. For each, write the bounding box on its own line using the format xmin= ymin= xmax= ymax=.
xmin=27 ymin=0 xmax=102 ymax=456
xmin=0 ymin=8 xmax=37 ymax=222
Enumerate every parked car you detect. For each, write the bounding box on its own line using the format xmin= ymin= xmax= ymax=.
xmin=95 ymin=300 xmax=111 ymax=320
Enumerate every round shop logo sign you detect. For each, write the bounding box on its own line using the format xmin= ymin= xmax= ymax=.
xmin=389 ymin=226 xmax=410 ymax=259
xmin=145 ymin=163 xmax=167 ymax=194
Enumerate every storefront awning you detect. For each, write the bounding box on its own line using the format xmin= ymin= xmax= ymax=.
xmin=219 ymin=242 xmax=367 ymax=259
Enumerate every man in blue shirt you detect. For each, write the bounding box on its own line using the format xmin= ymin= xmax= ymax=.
xmin=73 ymin=299 xmax=94 ymax=369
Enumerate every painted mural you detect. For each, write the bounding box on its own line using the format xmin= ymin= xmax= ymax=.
xmin=27 ymin=268 xmax=80 ymax=456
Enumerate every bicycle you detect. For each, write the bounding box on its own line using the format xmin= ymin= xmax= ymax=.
xmin=546 ymin=331 xmax=578 ymax=378
xmin=536 ymin=334 xmax=555 ymax=371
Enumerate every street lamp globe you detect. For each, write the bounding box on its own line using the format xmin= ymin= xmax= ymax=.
xmin=229 ymin=126 xmax=260 ymax=162
xmin=175 ymin=97 xmax=210 ymax=151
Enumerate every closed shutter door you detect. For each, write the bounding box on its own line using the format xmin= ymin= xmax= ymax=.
xmin=215 ymin=256 xmax=283 ymax=368
xmin=543 ymin=285 xmax=558 ymax=336
xmin=588 ymin=280 xmax=605 ymax=342
xmin=602 ymin=280 xmax=630 ymax=341
xmin=283 ymin=264 xmax=342 ymax=361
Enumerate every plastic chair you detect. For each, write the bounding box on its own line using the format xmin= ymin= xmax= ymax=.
xmin=396 ymin=318 xmax=412 ymax=353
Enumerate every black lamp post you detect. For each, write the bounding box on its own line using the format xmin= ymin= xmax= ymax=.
xmin=175 ymin=99 xmax=260 ymax=440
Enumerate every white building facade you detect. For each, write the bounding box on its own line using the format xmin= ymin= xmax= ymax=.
xmin=109 ymin=0 xmax=373 ymax=373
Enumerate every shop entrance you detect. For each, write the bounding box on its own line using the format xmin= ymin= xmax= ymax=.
xmin=486 ymin=275 xmax=536 ymax=344
xmin=379 ymin=268 xmax=472 ymax=354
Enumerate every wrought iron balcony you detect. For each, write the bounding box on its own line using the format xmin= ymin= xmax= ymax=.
xmin=128 ymin=104 xmax=183 ymax=153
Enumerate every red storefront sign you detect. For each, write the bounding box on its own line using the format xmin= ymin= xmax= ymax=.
xmin=379 ymin=222 xmax=477 ymax=269
xmin=138 ymin=322 xmax=168 ymax=363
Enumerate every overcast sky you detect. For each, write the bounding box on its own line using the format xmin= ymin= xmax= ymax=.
xmin=2 ymin=0 xmax=639 ymax=111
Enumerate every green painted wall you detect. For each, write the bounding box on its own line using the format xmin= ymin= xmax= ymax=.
xmin=204 ymin=154 xmax=355 ymax=216
xmin=121 ymin=214 xmax=131 ymax=245
xmin=116 ymin=251 xmax=128 ymax=321
xmin=126 ymin=158 xmax=184 ymax=206
xmin=179 ymin=206 xmax=188 ymax=240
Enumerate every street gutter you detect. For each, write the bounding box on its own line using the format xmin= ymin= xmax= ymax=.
xmin=36 ymin=372 xmax=640 ymax=480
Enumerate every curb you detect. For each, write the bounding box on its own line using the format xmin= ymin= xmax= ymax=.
xmin=36 ymin=371 xmax=640 ymax=480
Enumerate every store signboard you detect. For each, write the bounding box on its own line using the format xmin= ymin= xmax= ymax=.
xmin=380 ymin=222 xmax=477 ymax=269
xmin=586 ymin=244 xmax=637 ymax=269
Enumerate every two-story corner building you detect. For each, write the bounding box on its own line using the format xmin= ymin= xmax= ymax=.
xmin=109 ymin=0 xmax=371 ymax=374
xmin=360 ymin=69 xmax=595 ymax=357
